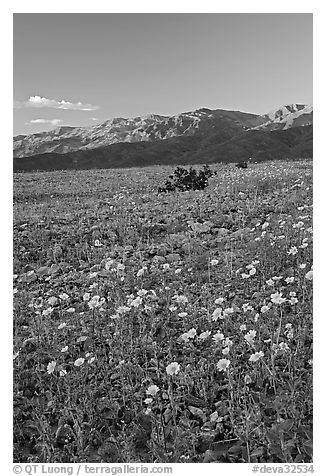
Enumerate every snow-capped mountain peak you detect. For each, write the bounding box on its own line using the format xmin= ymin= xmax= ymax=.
xmin=251 ymin=104 xmax=313 ymax=131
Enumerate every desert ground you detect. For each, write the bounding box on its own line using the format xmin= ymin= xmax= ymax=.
xmin=13 ymin=160 xmax=313 ymax=463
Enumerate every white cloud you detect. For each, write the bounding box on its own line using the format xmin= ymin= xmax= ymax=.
xmin=28 ymin=119 xmax=63 ymax=126
xmin=91 ymin=117 xmax=99 ymax=121
xmin=15 ymin=95 xmax=99 ymax=111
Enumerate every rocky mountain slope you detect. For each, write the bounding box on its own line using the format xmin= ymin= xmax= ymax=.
xmin=13 ymin=124 xmax=312 ymax=173
xmin=13 ymin=104 xmax=313 ymax=171
xmin=252 ymin=104 xmax=313 ymax=131
xmin=14 ymin=108 xmax=267 ymax=158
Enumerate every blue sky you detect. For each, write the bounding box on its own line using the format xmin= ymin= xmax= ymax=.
xmin=13 ymin=13 xmax=313 ymax=135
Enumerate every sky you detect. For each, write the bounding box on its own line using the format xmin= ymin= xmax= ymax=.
xmin=13 ymin=13 xmax=313 ymax=135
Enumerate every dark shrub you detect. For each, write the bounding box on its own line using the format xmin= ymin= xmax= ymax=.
xmin=236 ymin=161 xmax=248 ymax=169
xmin=158 ymin=165 xmax=214 ymax=193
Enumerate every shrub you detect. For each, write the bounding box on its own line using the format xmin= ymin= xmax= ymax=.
xmin=158 ymin=165 xmax=214 ymax=193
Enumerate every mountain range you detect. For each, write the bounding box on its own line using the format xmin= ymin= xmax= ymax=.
xmin=13 ymin=103 xmax=313 ymax=172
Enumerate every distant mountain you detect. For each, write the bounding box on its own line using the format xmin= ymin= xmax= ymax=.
xmin=13 ymin=104 xmax=313 ymax=172
xmin=252 ymin=104 xmax=313 ymax=131
xmin=13 ymin=124 xmax=312 ymax=173
xmin=14 ymin=108 xmax=267 ymax=158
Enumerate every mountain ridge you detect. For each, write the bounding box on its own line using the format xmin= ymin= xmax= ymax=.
xmin=14 ymin=105 xmax=303 ymax=159
xmin=13 ymin=124 xmax=313 ymax=173
xmin=13 ymin=104 xmax=313 ymax=172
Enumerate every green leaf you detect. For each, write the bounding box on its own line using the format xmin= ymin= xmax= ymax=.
xmin=250 ymin=447 xmax=264 ymax=458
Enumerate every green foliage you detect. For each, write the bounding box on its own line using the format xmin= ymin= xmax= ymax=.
xmin=13 ymin=160 xmax=313 ymax=463
xmin=158 ymin=165 xmax=214 ymax=193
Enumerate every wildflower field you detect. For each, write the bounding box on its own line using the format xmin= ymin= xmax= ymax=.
xmin=13 ymin=159 xmax=313 ymax=464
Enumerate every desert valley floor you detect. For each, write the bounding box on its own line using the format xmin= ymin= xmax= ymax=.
xmin=13 ymin=160 xmax=313 ymax=463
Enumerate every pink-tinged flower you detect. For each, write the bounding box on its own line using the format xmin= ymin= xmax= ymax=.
xmin=42 ymin=307 xmax=54 ymax=317
xmin=278 ymin=342 xmax=290 ymax=352
xmin=146 ymin=384 xmax=160 ymax=396
xmin=59 ymin=293 xmax=69 ymax=300
xmin=48 ymin=296 xmax=58 ymax=306
xmin=305 ymin=270 xmax=313 ymax=281
xmin=47 ymin=361 xmax=56 ymax=374
xmin=249 ymin=351 xmax=264 ymax=362
xmin=172 ymin=294 xmax=188 ymax=304
xmin=74 ymin=358 xmax=85 ymax=367
xmin=178 ymin=312 xmax=188 ymax=318
xmin=270 ymin=292 xmax=286 ymax=305
xmin=213 ymin=331 xmax=224 ymax=343
xmin=285 ymin=277 xmax=295 ymax=284
xmin=77 ymin=336 xmax=88 ymax=343
xmin=116 ymin=305 xmax=131 ymax=315
xmin=137 ymin=267 xmax=147 ymax=277
xmin=60 ymin=346 xmax=68 ymax=353
xmin=137 ymin=289 xmax=147 ymax=297
xmin=166 ymin=362 xmax=181 ymax=376
xmin=199 ymin=330 xmax=211 ymax=340
xmin=223 ymin=307 xmax=234 ymax=316
xmin=144 ymin=398 xmax=153 ymax=405
xmin=59 ymin=369 xmax=67 ymax=377
xmin=224 ymin=337 xmax=233 ymax=347
xmin=260 ymin=305 xmax=270 ymax=314
xmin=287 ymin=246 xmax=298 ymax=256
xmin=240 ymin=324 xmax=247 ymax=331
xmin=244 ymin=330 xmax=257 ymax=346
xmin=210 ymin=259 xmax=219 ymax=266
xmin=299 ymin=263 xmax=307 ymax=269
xmin=180 ymin=332 xmax=190 ymax=342
xmin=242 ymin=303 xmax=253 ymax=312
xmin=130 ymin=296 xmax=142 ymax=307
xmin=212 ymin=307 xmax=223 ymax=321
xmin=210 ymin=411 xmax=220 ymax=422
xmin=244 ymin=374 xmax=252 ymax=385
xmin=249 ymin=267 xmax=256 ymax=276
xmin=214 ymin=297 xmax=224 ymax=305
xmin=187 ymin=328 xmax=197 ymax=339
xmin=57 ymin=322 xmax=67 ymax=330
xmin=88 ymin=295 xmax=105 ymax=309
xmin=266 ymin=279 xmax=274 ymax=286
xmin=216 ymin=358 xmax=230 ymax=372
xmin=105 ymin=258 xmax=115 ymax=270
xmin=293 ymin=221 xmax=304 ymax=229
xmin=83 ymin=292 xmax=90 ymax=301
